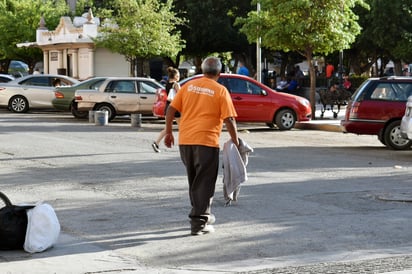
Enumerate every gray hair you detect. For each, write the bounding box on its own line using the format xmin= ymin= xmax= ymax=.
xmin=201 ymin=57 xmax=222 ymax=76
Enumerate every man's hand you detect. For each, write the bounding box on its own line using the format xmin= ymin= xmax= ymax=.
xmin=164 ymin=133 xmax=174 ymax=148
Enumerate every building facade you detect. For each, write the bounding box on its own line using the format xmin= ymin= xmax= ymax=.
xmin=18 ymin=10 xmax=130 ymax=80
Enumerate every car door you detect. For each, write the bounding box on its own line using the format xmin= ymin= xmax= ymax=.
xmin=105 ymin=80 xmax=140 ymax=113
xmin=219 ymin=77 xmax=271 ymax=121
xmin=19 ymin=76 xmax=55 ymax=107
xmin=137 ymin=80 xmax=159 ymax=114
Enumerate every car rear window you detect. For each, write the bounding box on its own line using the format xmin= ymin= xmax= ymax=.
xmin=370 ymin=82 xmax=412 ymax=101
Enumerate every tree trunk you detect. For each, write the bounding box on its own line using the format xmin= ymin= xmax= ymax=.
xmin=136 ymin=57 xmax=144 ymax=77
xmin=130 ymin=58 xmax=136 ymax=77
xmin=394 ymin=60 xmax=403 ymax=76
xmin=306 ymin=52 xmax=317 ymax=120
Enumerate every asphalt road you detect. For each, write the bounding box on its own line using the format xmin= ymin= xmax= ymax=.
xmin=0 ymin=110 xmax=412 ymax=274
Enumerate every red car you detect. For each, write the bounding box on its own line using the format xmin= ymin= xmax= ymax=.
xmin=341 ymin=77 xmax=412 ymax=150
xmin=153 ymin=74 xmax=311 ymax=130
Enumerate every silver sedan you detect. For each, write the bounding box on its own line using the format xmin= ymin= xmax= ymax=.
xmin=0 ymin=74 xmax=79 ymax=113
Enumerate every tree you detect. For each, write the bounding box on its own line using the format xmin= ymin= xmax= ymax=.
xmin=173 ymin=0 xmax=253 ymax=73
xmin=0 ymin=0 xmax=68 ymax=72
xmin=348 ymin=0 xmax=412 ymax=76
xmin=94 ymin=0 xmax=185 ymax=76
xmin=236 ymin=0 xmax=368 ymax=118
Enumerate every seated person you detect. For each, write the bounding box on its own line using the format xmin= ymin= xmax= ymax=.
xmin=53 ymin=78 xmax=61 ymax=87
xmin=343 ymin=74 xmax=352 ymax=91
xmin=286 ymin=78 xmax=299 ymax=92
xmin=276 ymin=76 xmax=288 ymax=90
xmin=329 ymin=82 xmax=339 ymax=92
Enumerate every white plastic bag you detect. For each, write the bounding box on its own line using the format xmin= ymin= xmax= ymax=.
xmin=167 ymin=88 xmax=176 ymax=101
xmin=24 ymin=202 xmax=60 ymax=253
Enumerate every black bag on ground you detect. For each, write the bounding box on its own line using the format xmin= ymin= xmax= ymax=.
xmin=0 ymin=192 xmax=34 ymax=250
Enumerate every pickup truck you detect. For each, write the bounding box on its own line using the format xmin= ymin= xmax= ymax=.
xmin=74 ymin=77 xmax=164 ymax=121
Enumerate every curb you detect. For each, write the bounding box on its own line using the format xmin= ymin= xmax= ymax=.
xmin=295 ymin=121 xmax=343 ymax=132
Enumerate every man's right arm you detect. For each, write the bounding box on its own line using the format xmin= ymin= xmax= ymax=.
xmin=224 ymin=117 xmax=239 ymax=147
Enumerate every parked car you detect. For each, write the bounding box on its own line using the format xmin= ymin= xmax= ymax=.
xmin=74 ymin=77 xmax=163 ymax=121
xmin=52 ymin=77 xmax=107 ymax=118
xmin=152 ymin=73 xmax=312 ymax=130
xmin=8 ymin=60 xmax=29 ymax=78
xmin=400 ymin=96 xmax=412 ymax=140
xmin=341 ymin=76 xmax=412 ymax=150
xmin=0 ymin=74 xmax=14 ymax=83
xmin=0 ymin=74 xmax=79 ymax=113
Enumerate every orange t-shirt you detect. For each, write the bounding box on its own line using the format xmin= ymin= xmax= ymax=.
xmin=170 ymin=77 xmax=237 ymax=148
xmin=326 ymin=64 xmax=334 ymax=78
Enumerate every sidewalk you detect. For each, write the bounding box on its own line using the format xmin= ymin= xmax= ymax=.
xmin=295 ymin=104 xmax=345 ymax=132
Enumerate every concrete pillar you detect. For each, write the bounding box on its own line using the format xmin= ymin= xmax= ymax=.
xmin=43 ymin=50 xmax=49 ymax=74
xmin=88 ymin=47 xmax=94 ymax=77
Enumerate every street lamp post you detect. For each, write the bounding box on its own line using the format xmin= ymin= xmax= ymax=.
xmin=256 ymin=2 xmax=262 ymax=83
xmin=338 ymin=50 xmax=343 ymax=88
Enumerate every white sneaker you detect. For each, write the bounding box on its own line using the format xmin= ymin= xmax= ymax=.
xmin=191 ymin=224 xmax=215 ymax=236
xmin=206 ymin=214 xmax=215 ymax=225
xmin=151 ymin=142 xmax=161 ymax=153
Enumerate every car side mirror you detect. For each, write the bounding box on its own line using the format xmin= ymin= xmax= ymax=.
xmin=261 ymin=90 xmax=267 ymax=96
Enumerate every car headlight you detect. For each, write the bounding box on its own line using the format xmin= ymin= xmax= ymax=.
xmin=297 ymin=97 xmax=310 ymax=107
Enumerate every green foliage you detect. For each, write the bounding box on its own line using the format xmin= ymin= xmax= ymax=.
xmin=363 ymin=0 xmax=412 ymax=62
xmin=0 ymin=0 xmax=68 ymax=65
xmin=174 ymin=0 xmax=252 ymax=57
xmin=235 ymin=0 xmax=368 ymax=118
xmin=236 ymin=0 xmax=368 ymax=56
xmin=95 ymin=0 xmax=185 ymax=61
xmin=74 ymin=0 xmax=94 ymax=16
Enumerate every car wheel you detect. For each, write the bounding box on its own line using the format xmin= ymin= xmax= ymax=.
xmin=9 ymin=95 xmax=29 ymax=113
xmin=275 ymin=109 xmax=296 ymax=130
xmin=383 ymin=120 xmax=412 ymax=150
xmin=95 ymin=104 xmax=116 ymax=121
xmin=378 ymin=130 xmax=386 ymax=146
xmin=70 ymin=101 xmax=88 ymax=119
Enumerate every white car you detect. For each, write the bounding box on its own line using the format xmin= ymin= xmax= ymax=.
xmin=0 ymin=74 xmax=79 ymax=113
xmin=0 ymin=74 xmax=15 ymax=83
xmin=400 ymin=96 xmax=412 ymax=140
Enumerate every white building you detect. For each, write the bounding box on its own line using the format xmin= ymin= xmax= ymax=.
xmin=18 ymin=10 xmax=130 ymax=80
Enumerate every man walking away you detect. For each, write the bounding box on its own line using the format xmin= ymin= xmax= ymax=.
xmin=164 ymin=56 xmax=239 ymax=236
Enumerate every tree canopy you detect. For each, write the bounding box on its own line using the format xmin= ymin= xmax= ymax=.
xmin=94 ymin=0 xmax=185 ymax=76
xmin=0 ymin=0 xmax=68 ymax=71
xmin=348 ymin=0 xmax=412 ymax=76
xmin=236 ymin=0 xmax=369 ymax=117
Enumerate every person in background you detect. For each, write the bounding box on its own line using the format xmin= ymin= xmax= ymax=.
xmin=326 ymin=63 xmax=334 ymax=79
xmin=164 ymin=56 xmax=239 ymax=236
xmin=152 ymin=67 xmax=180 ymax=153
xmin=326 ymin=63 xmax=335 ymax=86
xmin=276 ymin=76 xmax=288 ymax=91
xmin=329 ymin=82 xmax=339 ymax=94
xmin=53 ymin=78 xmax=61 ymax=87
xmin=237 ymin=61 xmax=249 ymax=76
xmin=286 ymin=77 xmax=299 ymax=93
xmin=343 ymin=74 xmax=352 ymax=91
xmin=294 ymin=65 xmax=305 ymax=87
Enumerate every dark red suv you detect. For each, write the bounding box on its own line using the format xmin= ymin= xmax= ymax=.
xmin=341 ymin=77 xmax=412 ymax=150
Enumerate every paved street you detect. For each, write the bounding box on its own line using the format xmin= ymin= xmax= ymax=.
xmin=0 ymin=109 xmax=412 ymax=274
